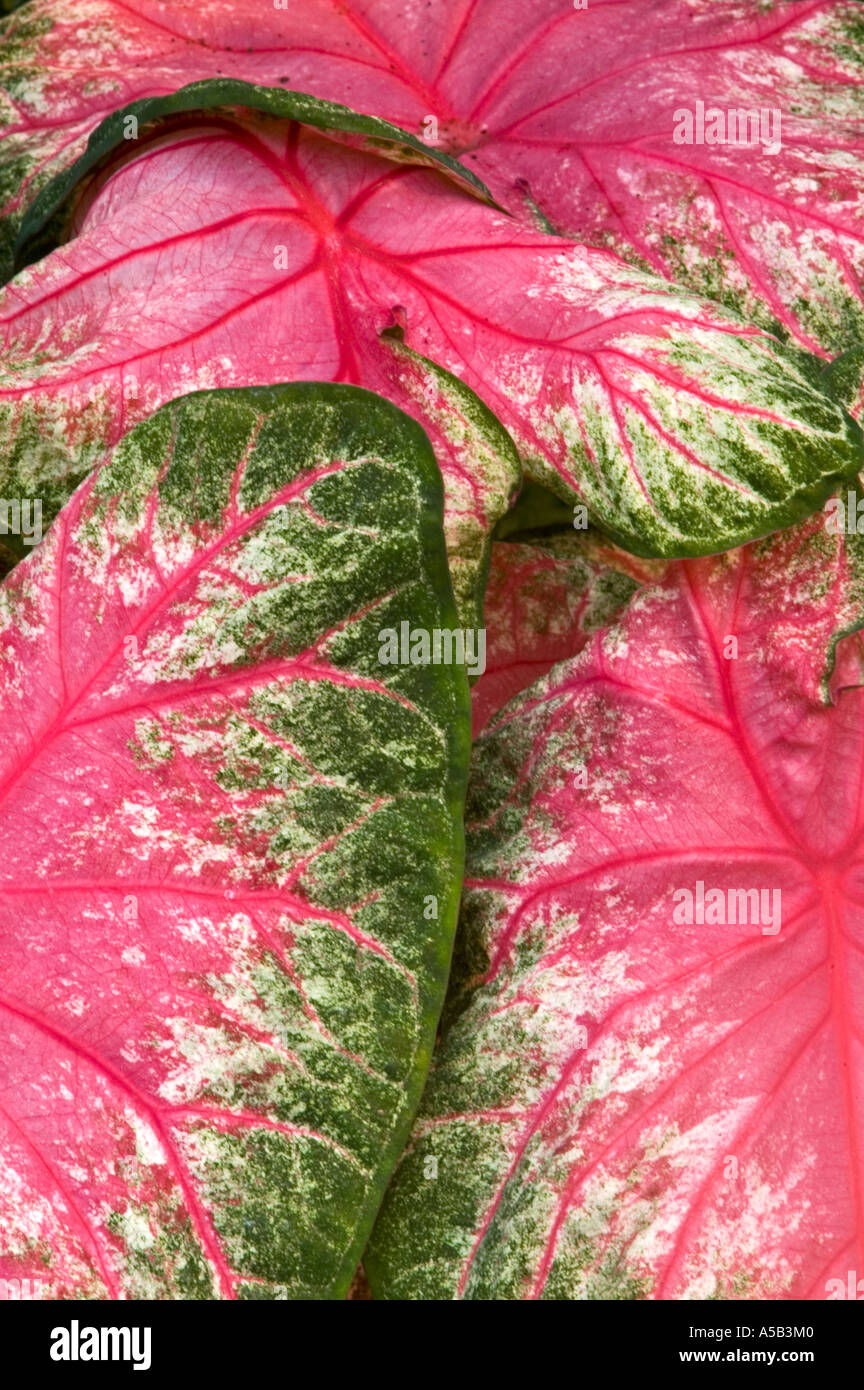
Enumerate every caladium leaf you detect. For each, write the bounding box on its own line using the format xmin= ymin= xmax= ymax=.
xmin=14 ymin=77 xmax=493 ymax=269
xmin=0 ymin=380 xmax=470 ymax=1300
xmin=365 ymin=513 xmax=864 ymax=1300
xmin=472 ymin=534 xmax=665 ymax=736
xmin=2 ymin=1 xmax=863 ymax=352
xmin=0 ymin=111 xmax=858 ymax=592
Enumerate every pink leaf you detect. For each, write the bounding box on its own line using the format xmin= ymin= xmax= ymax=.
xmin=471 ymin=535 xmax=664 ymax=736
xmin=0 ymin=382 xmax=469 ymax=1299
xmin=0 ymin=111 xmax=858 ymax=598
xmin=365 ymin=511 xmax=864 ymax=1299
xmin=3 ymin=1 xmax=863 ymax=351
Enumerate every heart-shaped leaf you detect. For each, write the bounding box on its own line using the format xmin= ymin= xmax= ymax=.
xmin=366 ymin=512 xmax=864 ymax=1299
xmin=0 ymin=109 xmax=858 ymax=594
xmin=2 ymin=1 xmax=862 ymax=351
xmin=0 ymin=380 xmax=469 ymax=1300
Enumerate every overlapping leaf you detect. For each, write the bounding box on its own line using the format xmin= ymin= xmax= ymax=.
xmin=13 ymin=76 xmax=494 ymax=269
xmin=0 ymin=108 xmax=859 ymax=602
xmin=2 ymin=1 xmax=863 ymax=351
xmin=366 ymin=512 xmax=864 ymax=1299
xmin=2 ymin=0 xmax=864 ymax=1307
xmin=472 ymin=533 xmax=664 ymax=736
xmin=0 ymin=381 xmax=469 ymax=1299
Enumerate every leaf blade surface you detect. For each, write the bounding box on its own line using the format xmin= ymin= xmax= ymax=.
xmin=0 ymin=112 xmax=858 ymax=583
xmin=3 ymin=1 xmax=863 ymax=351
xmin=366 ymin=514 xmax=864 ymax=1299
xmin=0 ymin=380 xmax=469 ymax=1299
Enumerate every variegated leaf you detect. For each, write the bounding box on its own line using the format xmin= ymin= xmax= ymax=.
xmin=366 ymin=512 xmax=864 ymax=1300
xmin=0 ymin=381 xmax=469 ymax=1299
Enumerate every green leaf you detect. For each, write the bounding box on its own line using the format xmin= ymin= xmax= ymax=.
xmin=0 ymin=381 xmax=470 ymax=1299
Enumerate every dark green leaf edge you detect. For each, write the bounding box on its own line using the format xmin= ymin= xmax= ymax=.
xmin=288 ymin=383 xmax=472 ymax=1296
xmin=16 ymin=378 xmax=472 ymax=1297
xmin=379 ymin=330 xmax=523 ymax=639
xmin=821 ymin=345 xmax=864 ymax=414
xmin=14 ymin=78 xmax=497 ymax=270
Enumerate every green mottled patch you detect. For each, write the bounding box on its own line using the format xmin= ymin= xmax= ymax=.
xmin=0 ymin=391 xmax=110 ymax=537
xmin=822 ymin=345 xmax=864 ymax=419
xmin=376 ymin=339 xmax=521 ymax=629
xmin=521 ymin=320 xmax=863 ymax=559
xmin=831 ymin=3 xmax=864 ymax=69
xmin=0 ymin=6 xmax=57 ymax=279
xmin=0 ymin=381 xmax=470 ymax=1300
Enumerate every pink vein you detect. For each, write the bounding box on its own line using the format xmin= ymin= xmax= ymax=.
xmin=0 ymin=989 xmax=237 ymax=1299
